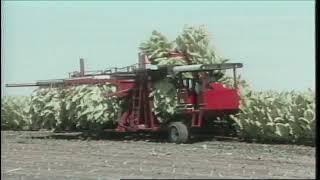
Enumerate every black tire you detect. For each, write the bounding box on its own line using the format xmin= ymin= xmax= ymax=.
xmin=168 ymin=121 xmax=189 ymax=143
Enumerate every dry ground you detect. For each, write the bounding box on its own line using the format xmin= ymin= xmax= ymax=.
xmin=1 ymin=131 xmax=316 ymax=179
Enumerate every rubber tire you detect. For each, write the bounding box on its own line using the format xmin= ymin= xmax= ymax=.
xmin=168 ymin=122 xmax=189 ymax=144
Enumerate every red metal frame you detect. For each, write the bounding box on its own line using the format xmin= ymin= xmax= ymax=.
xmin=106 ymin=54 xmax=162 ymax=132
xmin=71 ymin=57 xmax=241 ymax=132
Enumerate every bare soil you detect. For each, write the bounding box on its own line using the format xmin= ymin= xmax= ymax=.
xmin=1 ymin=131 xmax=315 ymax=179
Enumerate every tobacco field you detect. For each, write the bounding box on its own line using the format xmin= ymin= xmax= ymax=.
xmin=1 ymin=88 xmax=316 ymax=146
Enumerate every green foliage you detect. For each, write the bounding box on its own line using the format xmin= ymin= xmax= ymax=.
xmin=139 ymin=30 xmax=175 ymax=65
xmin=230 ymin=89 xmax=315 ymax=144
xmin=2 ymin=83 xmax=126 ymax=132
xmin=149 ymin=78 xmax=178 ymax=123
xmin=62 ymin=84 xmax=124 ymax=131
xmin=175 ymin=25 xmax=226 ymax=64
xmin=29 ymin=88 xmax=64 ymax=130
xmin=1 ymin=96 xmax=31 ymax=130
xmin=139 ymin=25 xmax=227 ymax=67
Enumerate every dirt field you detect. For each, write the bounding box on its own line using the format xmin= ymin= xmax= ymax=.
xmin=1 ymin=131 xmax=315 ymax=179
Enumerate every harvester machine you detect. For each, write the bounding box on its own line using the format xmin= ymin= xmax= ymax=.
xmin=6 ymin=53 xmax=243 ymax=143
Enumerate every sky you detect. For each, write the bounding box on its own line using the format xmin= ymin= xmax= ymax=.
xmin=2 ymin=1 xmax=315 ymax=96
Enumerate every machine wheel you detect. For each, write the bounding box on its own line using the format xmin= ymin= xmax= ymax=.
xmin=168 ymin=122 xmax=189 ymax=144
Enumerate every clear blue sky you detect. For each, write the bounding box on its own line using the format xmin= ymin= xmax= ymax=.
xmin=2 ymin=1 xmax=315 ymax=96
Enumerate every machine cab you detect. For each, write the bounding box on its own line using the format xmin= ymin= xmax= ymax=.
xmin=173 ymin=63 xmax=243 ymax=112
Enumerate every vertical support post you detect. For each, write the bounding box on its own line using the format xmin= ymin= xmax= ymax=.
xmin=147 ymin=77 xmax=154 ymax=129
xmin=138 ymin=53 xmax=146 ymax=69
xmin=202 ymin=73 xmax=208 ymax=92
xmin=233 ymin=67 xmax=237 ymax=88
xmin=198 ymin=110 xmax=204 ymax=127
xmin=138 ymin=53 xmax=142 ymax=69
xmin=177 ymin=73 xmax=183 ymax=103
xmin=80 ymin=58 xmax=85 ymax=77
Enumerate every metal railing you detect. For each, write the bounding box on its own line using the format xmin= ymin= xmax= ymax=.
xmin=69 ymin=63 xmax=140 ymax=78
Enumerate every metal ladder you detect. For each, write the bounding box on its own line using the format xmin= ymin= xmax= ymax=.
xmin=130 ymin=75 xmax=144 ymax=127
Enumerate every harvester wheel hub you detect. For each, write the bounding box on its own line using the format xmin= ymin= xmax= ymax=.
xmin=169 ymin=127 xmax=179 ymax=142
